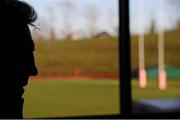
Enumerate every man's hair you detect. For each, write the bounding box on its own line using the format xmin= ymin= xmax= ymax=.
xmin=1 ymin=0 xmax=38 ymax=27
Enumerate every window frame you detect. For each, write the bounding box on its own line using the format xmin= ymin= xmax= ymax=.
xmin=119 ymin=0 xmax=180 ymax=118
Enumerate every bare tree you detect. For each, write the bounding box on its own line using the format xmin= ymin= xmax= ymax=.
xmin=59 ymin=0 xmax=76 ymax=36
xmin=47 ymin=6 xmax=56 ymax=41
xmin=149 ymin=16 xmax=156 ymax=34
xmin=32 ymin=17 xmax=51 ymax=40
xmin=165 ymin=0 xmax=180 ymax=29
xmin=84 ymin=4 xmax=99 ymax=38
xmin=108 ymin=8 xmax=119 ymax=37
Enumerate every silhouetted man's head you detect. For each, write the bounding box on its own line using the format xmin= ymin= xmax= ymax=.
xmin=0 ymin=0 xmax=38 ymax=118
xmin=0 ymin=0 xmax=15 ymax=4
xmin=0 ymin=0 xmax=38 ymax=75
xmin=0 ymin=0 xmax=37 ymax=26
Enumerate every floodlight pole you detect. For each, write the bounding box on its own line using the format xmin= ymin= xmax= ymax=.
xmin=138 ymin=0 xmax=147 ymax=88
xmin=120 ymin=0 xmax=132 ymax=115
xmin=158 ymin=0 xmax=166 ymax=90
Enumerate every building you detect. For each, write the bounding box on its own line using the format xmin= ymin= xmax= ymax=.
xmin=94 ymin=32 xmax=113 ymax=39
xmin=66 ymin=33 xmax=80 ymax=40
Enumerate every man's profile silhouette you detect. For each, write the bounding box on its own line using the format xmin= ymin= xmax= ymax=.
xmin=0 ymin=0 xmax=38 ymax=118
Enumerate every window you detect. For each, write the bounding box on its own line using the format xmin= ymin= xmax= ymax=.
xmin=130 ymin=0 xmax=180 ymax=115
xmin=24 ymin=0 xmax=120 ymax=118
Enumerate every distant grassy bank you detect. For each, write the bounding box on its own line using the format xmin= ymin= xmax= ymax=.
xmin=34 ymin=37 xmax=119 ymax=75
xmin=34 ymin=30 xmax=180 ymax=75
xmin=131 ymin=30 xmax=180 ymax=70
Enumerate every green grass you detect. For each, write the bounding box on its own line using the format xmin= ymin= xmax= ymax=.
xmin=23 ymin=78 xmax=120 ymax=118
xmin=132 ymin=80 xmax=180 ymax=99
xmin=23 ymin=78 xmax=180 ymax=118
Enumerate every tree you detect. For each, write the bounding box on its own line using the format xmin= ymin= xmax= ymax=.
xmin=165 ymin=0 xmax=180 ymax=30
xmin=59 ymin=0 xmax=76 ymax=37
xmin=47 ymin=6 xmax=56 ymax=41
xmin=108 ymin=8 xmax=119 ymax=37
xmin=149 ymin=17 xmax=156 ymax=34
xmin=84 ymin=4 xmax=99 ymax=38
xmin=175 ymin=19 xmax=180 ymax=30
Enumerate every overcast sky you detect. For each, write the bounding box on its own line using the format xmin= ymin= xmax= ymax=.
xmin=130 ymin=0 xmax=178 ymax=34
xmin=26 ymin=0 xmax=178 ymax=38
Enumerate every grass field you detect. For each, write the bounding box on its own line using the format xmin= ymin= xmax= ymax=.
xmin=132 ymin=79 xmax=180 ymax=99
xmin=23 ymin=78 xmax=120 ymax=118
xmin=23 ymin=78 xmax=180 ymax=118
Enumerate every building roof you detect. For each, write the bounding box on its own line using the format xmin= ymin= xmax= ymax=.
xmin=94 ymin=32 xmax=113 ymax=38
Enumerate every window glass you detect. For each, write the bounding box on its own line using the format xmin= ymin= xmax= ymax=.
xmin=24 ymin=0 xmax=119 ymax=118
xmin=130 ymin=0 xmax=180 ymax=113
